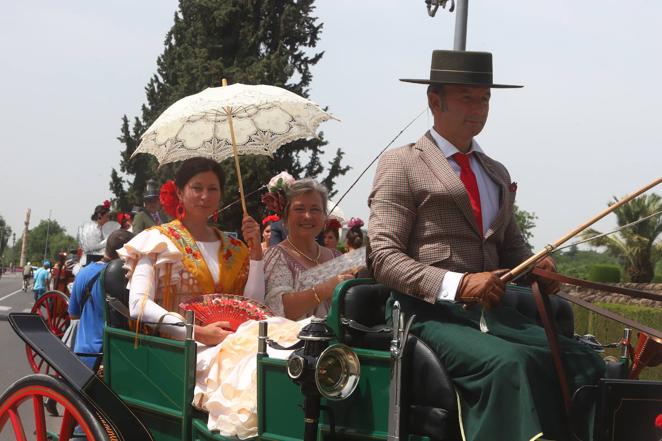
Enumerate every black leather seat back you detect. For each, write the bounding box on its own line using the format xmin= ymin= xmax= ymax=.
xmin=402 ymin=335 xmax=460 ymax=441
xmin=341 ymin=282 xmax=392 ymax=349
xmin=103 ymin=259 xmax=130 ymax=329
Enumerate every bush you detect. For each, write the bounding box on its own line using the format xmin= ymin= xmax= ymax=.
xmin=588 ymin=264 xmax=621 ymax=283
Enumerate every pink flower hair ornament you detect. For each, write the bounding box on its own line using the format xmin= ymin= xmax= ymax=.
xmin=347 ymin=217 xmax=364 ymax=230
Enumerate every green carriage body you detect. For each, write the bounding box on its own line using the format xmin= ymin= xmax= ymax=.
xmin=101 ymin=279 xmax=400 ymax=441
xmin=3 ymin=277 xmax=660 ymax=440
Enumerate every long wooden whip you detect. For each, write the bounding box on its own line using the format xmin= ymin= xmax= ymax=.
xmin=501 ymin=176 xmax=662 ymax=283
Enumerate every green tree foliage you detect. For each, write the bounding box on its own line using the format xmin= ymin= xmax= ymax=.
xmin=0 ymin=216 xmax=12 ymax=264
xmin=111 ymin=0 xmax=349 ymax=232
xmin=581 ymin=194 xmax=662 ymax=282
xmin=554 ymin=249 xmax=620 ymax=280
xmin=514 ymin=204 xmax=537 ymax=250
xmin=10 ymin=220 xmax=77 ymax=265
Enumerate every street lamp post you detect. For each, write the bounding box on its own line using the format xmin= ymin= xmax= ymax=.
xmin=425 ymin=0 xmax=468 ymax=51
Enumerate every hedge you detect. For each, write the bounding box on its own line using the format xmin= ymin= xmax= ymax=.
xmin=587 ymin=264 xmax=621 ymax=283
xmin=572 ymin=302 xmax=662 ymax=381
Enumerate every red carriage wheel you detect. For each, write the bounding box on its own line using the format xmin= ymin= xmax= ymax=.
xmin=0 ymin=375 xmax=116 ymax=440
xmin=25 ymin=346 xmax=59 ymax=377
xmin=31 ymin=291 xmax=70 ymax=337
xmin=26 ymin=290 xmax=71 ymax=375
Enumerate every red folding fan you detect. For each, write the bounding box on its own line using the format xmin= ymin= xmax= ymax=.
xmin=179 ymin=294 xmax=273 ymax=331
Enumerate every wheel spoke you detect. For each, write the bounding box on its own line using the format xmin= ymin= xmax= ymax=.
xmin=59 ymin=409 xmax=75 ymax=441
xmin=44 ymin=304 xmax=53 ymax=324
xmin=32 ymin=396 xmax=47 ymax=441
xmin=8 ymin=405 xmax=27 ymax=441
xmin=37 ymin=355 xmax=45 ymax=370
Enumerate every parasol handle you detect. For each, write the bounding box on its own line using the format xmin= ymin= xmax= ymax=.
xmin=501 ymin=175 xmax=662 ymax=283
xmin=222 ymin=78 xmax=248 ymax=216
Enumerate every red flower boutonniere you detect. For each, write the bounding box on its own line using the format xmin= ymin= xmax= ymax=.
xmin=509 ymin=182 xmax=518 ymax=193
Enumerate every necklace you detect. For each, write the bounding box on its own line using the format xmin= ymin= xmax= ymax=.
xmin=286 ymin=237 xmax=321 ymax=265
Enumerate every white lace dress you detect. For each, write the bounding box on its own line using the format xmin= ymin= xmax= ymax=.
xmin=263 ymin=244 xmax=341 ymax=319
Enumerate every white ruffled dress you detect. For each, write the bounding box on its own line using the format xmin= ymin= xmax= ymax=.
xmin=118 ymin=228 xmax=304 ymax=438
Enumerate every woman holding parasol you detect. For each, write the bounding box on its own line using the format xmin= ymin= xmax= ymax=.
xmin=118 ymin=157 xmax=265 ymax=345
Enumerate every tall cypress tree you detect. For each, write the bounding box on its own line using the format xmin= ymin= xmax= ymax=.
xmin=111 ymin=0 xmax=349 ymax=231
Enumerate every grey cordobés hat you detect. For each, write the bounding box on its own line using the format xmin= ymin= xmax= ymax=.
xmin=144 ymin=179 xmax=160 ymax=200
xmin=400 ymin=50 xmax=522 ymax=88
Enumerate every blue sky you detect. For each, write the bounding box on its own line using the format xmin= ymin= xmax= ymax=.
xmin=1 ymin=1 xmax=660 ymax=253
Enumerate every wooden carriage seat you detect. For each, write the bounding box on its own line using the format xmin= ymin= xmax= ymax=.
xmin=339 ymin=281 xmax=575 ymax=441
xmin=102 ymin=258 xmax=131 ymax=329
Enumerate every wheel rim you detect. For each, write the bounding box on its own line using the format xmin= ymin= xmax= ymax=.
xmin=31 ymin=291 xmax=70 ymax=337
xmin=0 ymin=384 xmax=95 ymax=441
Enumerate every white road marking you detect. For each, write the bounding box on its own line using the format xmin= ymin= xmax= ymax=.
xmin=0 ymin=306 xmax=10 ymax=311
xmin=0 ymin=289 xmax=23 ymax=302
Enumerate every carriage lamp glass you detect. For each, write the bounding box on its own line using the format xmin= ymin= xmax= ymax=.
xmin=315 ymin=344 xmax=360 ymax=401
xmin=287 ymin=353 xmax=305 ymax=380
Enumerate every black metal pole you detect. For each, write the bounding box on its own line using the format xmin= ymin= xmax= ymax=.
xmin=303 ymin=395 xmax=321 ymax=441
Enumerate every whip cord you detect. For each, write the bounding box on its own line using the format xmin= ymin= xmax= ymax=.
xmin=554 ymin=209 xmax=662 ymax=252
xmin=218 ymin=185 xmax=266 ymax=213
xmin=330 ymin=107 xmax=428 ymax=213
xmin=216 ymin=108 xmax=427 ymax=216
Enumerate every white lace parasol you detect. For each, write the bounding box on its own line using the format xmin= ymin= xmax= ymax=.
xmin=133 ymin=83 xmax=338 ymax=166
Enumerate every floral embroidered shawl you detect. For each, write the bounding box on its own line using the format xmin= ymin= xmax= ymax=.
xmin=155 ymin=220 xmax=249 ymax=310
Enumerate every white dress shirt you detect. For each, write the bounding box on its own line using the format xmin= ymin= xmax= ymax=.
xmin=429 ymin=128 xmax=500 ymax=302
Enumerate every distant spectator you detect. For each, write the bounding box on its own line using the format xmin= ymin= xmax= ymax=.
xmin=32 ymin=260 xmax=51 ymax=301
xmin=132 ymin=180 xmax=167 ymax=235
xmin=345 ymin=217 xmax=365 ymax=251
xmin=117 ymin=212 xmax=133 ymax=232
xmin=323 ymin=218 xmax=342 ymax=251
xmin=261 ymin=215 xmax=280 ymax=252
xmin=68 ymin=229 xmax=134 ymax=368
xmin=79 ymin=201 xmax=111 ymax=265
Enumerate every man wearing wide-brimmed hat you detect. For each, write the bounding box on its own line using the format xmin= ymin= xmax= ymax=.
xmin=368 ymin=51 xmax=604 ymax=441
xmin=132 ymin=179 xmax=167 ymax=235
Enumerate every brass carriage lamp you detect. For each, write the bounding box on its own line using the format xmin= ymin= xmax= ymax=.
xmin=286 ymin=318 xmax=361 ymax=440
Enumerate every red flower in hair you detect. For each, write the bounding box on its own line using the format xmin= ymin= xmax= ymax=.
xmin=261 ymin=214 xmax=280 ymax=226
xmin=655 ymin=414 xmax=662 ymax=430
xmin=103 ymin=200 xmax=111 ymax=209
xmin=160 ymin=180 xmax=179 ymax=218
xmin=509 ymin=182 xmax=518 ymax=193
xmin=325 ymin=218 xmax=342 ymax=232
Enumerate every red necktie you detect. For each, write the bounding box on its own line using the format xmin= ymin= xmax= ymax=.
xmin=453 ymin=153 xmax=483 ymax=235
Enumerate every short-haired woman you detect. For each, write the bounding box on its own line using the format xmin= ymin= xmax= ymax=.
xmin=264 ymin=178 xmax=354 ymax=320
